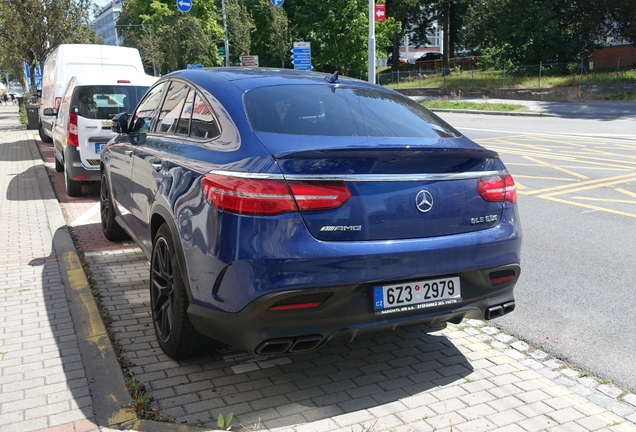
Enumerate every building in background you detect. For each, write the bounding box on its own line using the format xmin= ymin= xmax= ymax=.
xmin=91 ymin=1 xmax=122 ymax=46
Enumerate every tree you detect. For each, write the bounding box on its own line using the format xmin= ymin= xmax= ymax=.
xmin=117 ymin=0 xmax=224 ymax=73
xmin=0 ymin=0 xmax=98 ymax=90
xmin=225 ymin=0 xmax=256 ymax=60
xmin=287 ymin=0 xmax=398 ymax=77
xmin=465 ymin=0 xmax=624 ymax=66
xmin=385 ymin=0 xmax=434 ymax=72
xmin=243 ymin=0 xmax=291 ymax=68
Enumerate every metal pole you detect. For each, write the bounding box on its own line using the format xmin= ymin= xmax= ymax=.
xmin=502 ymin=64 xmax=506 ymax=88
xmin=368 ymin=0 xmax=375 ymax=84
xmin=617 ymin=57 xmax=621 ymax=84
xmin=538 ymin=61 xmax=542 ymax=88
xmin=471 ymin=65 xmax=474 ymax=88
xmin=222 ymin=0 xmax=230 ymax=67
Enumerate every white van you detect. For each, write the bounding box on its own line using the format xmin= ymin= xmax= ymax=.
xmin=39 ymin=44 xmax=147 ymax=143
xmin=44 ymin=73 xmax=157 ymax=196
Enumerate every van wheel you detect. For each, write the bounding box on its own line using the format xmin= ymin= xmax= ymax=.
xmin=54 ymin=156 xmax=64 ymax=173
xmin=64 ymin=166 xmax=82 ymax=197
xmin=150 ymin=224 xmax=216 ymax=359
xmin=38 ymin=123 xmax=53 ymax=143
xmin=100 ymin=172 xmax=128 ymax=241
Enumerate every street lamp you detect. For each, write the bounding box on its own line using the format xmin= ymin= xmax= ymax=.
xmin=115 ymin=24 xmax=158 ymax=76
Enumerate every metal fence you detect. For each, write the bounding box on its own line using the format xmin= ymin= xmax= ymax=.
xmin=377 ymin=58 xmax=631 ymax=89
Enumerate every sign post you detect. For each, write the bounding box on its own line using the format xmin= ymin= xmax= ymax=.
xmin=368 ymin=0 xmax=375 ymax=84
xmin=291 ymin=42 xmax=312 ymax=71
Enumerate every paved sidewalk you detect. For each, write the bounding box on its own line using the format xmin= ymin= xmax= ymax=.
xmin=1 ymin=102 xmax=636 ymax=432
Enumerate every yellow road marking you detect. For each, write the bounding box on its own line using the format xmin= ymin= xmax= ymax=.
xmin=541 ymin=196 xmax=636 ymax=218
xmin=570 ymin=196 xmax=636 ymax=204
xmin=524 ymin=155 xmax=588 ymax=180
xmin=615 ymin=188 xmax=636 ymax=199
xmin=514 ymin=175 xmax=577 ymax=182
xmin=537 ymin=174 xmax=636 ymax=198
xmin=514 ymin=181 xmax=527 ymax=190
xmin=527 ymin=173 xmax=636 ymax=196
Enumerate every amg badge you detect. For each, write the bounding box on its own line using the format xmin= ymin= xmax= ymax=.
xmin=320 ymin=225 xmax=362 ymax=232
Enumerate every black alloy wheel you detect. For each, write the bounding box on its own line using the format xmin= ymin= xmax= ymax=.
xmin=39 ymin=123 xmax=53 ymax=143
xmin=150 ymin=224 xmax=215 ymax=358
xmin=55 ymin=155 xmax=64 ymax=173
xmin=64 ymin=163 xmax=82 ymax=197
xmin=100 ymin=172 xmax=128 ymax=241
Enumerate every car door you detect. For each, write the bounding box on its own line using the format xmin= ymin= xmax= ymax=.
xmin=128 ymin=80 xmax=193 ymax=251
xmin=109 ymin=81 xmax=168 ymax=235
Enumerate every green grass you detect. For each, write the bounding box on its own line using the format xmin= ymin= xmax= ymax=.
xmin=379 ymin=67 xmax=636 ymax=90
xmin=419 ymin=100 xmax=528 ymax=112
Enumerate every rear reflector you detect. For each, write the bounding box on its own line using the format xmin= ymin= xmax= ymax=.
xmin=201 ymin=174 xmax=350 ymax=216
xmin=478 ymin=174 xmax=516 ymax=204
xmin=268 ymin=302 xmax=322 ymax=311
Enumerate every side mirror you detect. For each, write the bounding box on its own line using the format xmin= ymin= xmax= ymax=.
xmin=42 ymin=108 xmax=56 ymax=117
xmin=111 ymin=112 xmax=129 ymax=134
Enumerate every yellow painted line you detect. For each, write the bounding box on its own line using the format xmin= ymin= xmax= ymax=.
xmin=537 ymin=174 xmax=636 ymax=198
xmin=513 ymin=175 xmax=577 ymax=182
xmin=570 ymin=196 xmax=636 ymax=204
xmin=615 ymin=188 xmax=636 ymax=199
xmin=514 ymin=181 xmax=527 ymax=190
xmin=526 ymin=136 xmax=588 ymax=148
xmin=62 ymin=252 xmax=108 ymax=340
xmin=540 ymin=196 xmax=636 ymax=218
xmin=524 ymin=155 xmax=588 ymax=180
xmin=504 ymin=162 xmax=543 ymax=167
xmin=560 ymin=166 xmax=632 ymax=171
xmin=527 ymin=173 xmax=636 ymax=196
xmin=108 ymin=408 xmax=137 ymax=426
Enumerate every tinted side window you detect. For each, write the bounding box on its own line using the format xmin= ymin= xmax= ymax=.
xmin=132 ymin=82 xmax=167 ymax=133
xmin=190 ymin=93 xmax=220 ymax=139
xmin=156 ymin=81 xmax=189 ymax=133
xmin=75 ymin=85 xmax=150 ymax=120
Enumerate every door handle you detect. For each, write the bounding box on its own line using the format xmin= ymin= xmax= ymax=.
xmin=125 ymin=150 xmax=133 ymax=156
xmin=150 ymin=162 xmax=163 ymax=172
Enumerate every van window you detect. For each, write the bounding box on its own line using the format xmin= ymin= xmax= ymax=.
xmin=75 ymin=85 xmax=149 ymax=120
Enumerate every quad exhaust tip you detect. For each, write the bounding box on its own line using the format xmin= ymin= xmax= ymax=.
xmin=485 ymin=301 xmax=515 ymax=319
xmin=256 ymin=335 xmax=323 ymax=355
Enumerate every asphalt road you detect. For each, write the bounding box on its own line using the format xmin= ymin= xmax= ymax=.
xmin=435 ymin=108 xmax=636 ymax=393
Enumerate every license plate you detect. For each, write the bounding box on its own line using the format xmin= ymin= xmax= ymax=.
xmin=95 ymin=143 xmax=106 ymax=153
xmin=373 ymin=276 xmax=461 ymax=315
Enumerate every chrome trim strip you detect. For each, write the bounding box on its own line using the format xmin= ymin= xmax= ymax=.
xmin=283 ymin=170 xmax=508 ymax=182
xmin=207 ymin=170 xmax=285 ymax=180
xmin=207 ymin=169 xmax=509 ymax=182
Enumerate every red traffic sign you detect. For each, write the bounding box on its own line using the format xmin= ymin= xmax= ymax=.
xmin=375 ymin=3 xmax=386 ymax=22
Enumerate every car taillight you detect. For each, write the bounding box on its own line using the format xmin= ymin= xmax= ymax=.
xmin=54 ymin=97 xmax=61 ymax=114
xmin=67 ymin=112 xmax=79 ymax=147
xmin=478 ymin=174 xmax=516 ymax=204
xmin=201 ymin=174 xmax=350 ymax=216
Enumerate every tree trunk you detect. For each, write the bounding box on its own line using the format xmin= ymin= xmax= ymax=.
xmin=392 ymin=32 xmax=400 ymax=72
xmin=443 ymin=2 xmax=450 ymax=76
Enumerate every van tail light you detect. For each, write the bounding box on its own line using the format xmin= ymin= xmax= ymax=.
xmin=478 ymin=174 xmax=516 ymax=204
xmin=54 ymin=97 xmax=61 ymax=114
xmin=201 ymin=174 xmax=351 ymax=216
xmin=67 ymin=112 xmax=79 ymax=147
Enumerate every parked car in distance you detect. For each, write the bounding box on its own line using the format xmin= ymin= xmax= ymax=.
xmin=416 ymin=52 xmax=444 ymax=63
xmin=44 ymin=73 xmax=157 ymax=196
xmin=39 ymin=44 xmax=147 ymax=144
xmin=386 ymin=54 xmax=409 ymax=65
xmin=100 ymin=67 xmax=522 ymax=359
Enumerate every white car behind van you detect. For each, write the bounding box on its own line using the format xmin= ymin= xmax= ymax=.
xmin=43 ymin=73 xmax=157 ymax=196
xmin=39 ymin=44 xmax=147 ymax=143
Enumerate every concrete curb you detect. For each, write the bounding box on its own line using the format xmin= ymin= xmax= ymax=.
xmin=28 ymin=132 xmax=215 ymax=432
xmin=428 ymin=108 xmax=554 ymax=117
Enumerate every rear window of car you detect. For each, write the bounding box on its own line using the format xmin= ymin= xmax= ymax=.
xmin=243 ymin=84 xmax=460 ymax=138
xmin=74 ymin=85 xmax=149 ymax=120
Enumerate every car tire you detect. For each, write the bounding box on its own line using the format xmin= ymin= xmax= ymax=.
xmin=150 ymin=224 xmax=217 ymax=358
xmin=54 ymin=155 xmax=64 ymax=173
xmin=100 ymin=172 xmax=129 ymax=241
xmin=39 ymin=123 xmax=53 ymax=143
xmin=64 ymin=164 xmax=82 ymax=197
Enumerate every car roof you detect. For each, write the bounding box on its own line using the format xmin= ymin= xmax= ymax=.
xmin=160 ymin=67 xmax=383 ymax=93
xmin=69 ymin=73 xmax=159 ymax=87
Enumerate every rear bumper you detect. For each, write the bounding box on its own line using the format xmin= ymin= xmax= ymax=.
xmin=188 ymin=263 xmax=519 ymax=355
xmin=65 ymin=146 xmax=100 ymax=181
